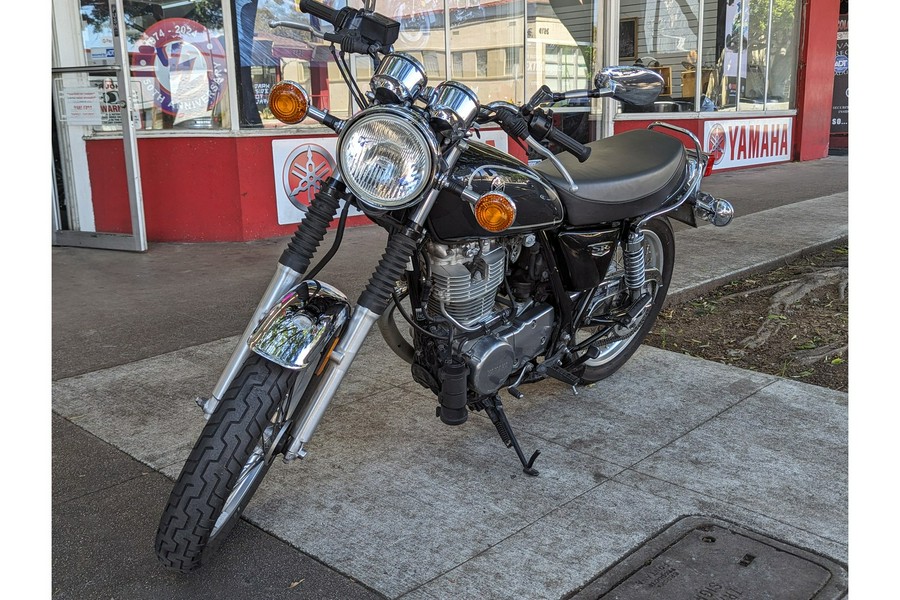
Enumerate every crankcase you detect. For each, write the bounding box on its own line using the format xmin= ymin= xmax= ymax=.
xmin=461 ymin=302 xmax=555 ymax=395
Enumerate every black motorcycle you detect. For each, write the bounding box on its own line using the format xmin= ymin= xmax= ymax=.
xmin=155 ymin=0 xmax=734 ymax=572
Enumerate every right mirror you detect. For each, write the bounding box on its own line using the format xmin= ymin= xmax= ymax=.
xmin=594 ymin=66 xmax=665 ymax=106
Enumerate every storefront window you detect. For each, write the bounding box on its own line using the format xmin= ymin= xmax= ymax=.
xmin=382 ymin=0 xmax=447 ymax=80
xmin=619 ymin=0 xmax=701 ymax=109
xmin=448 ymin=0 xmax=525 ymax=104
xmin=613 ymin=0 xmax=799 ymax=115
xmin=80 ymin=0 xmax=232 ymax=131
xmin=233 ymin=0 xmax=363 ymax=129
xmin=704 ymin=0 xmax=799 ymax=111
xmin=527 ymin=0 xmax=599 ymax=146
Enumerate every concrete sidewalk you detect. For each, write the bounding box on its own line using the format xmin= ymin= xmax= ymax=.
xmin=51 ymin=156 xmax=848 ymax=599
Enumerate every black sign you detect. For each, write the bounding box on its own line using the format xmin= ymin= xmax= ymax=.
xmin=831 ymin=13 xmax=848 ymax=135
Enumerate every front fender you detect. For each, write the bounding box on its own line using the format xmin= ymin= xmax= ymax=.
xmin=248 ymin=280 xmax=351 ymax=370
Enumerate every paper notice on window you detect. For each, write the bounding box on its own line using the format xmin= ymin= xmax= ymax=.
xmin=63 ymin=88 xmax=102 ymax=125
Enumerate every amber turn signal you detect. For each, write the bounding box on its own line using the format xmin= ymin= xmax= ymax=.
xmin=268 ymin=81 xmax=310 ymax=124
xmin=474 ymin=192 xmax=517 ymax=232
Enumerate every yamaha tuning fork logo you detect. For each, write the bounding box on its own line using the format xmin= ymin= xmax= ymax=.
xmin=707 ymin=123 xmax=727 ymax=165
xmin=282 ymin=145 xmax=336 ymax=211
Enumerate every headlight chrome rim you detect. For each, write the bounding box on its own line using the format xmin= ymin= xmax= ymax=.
xmin=337 ymin=107 xmax=439 ymax=211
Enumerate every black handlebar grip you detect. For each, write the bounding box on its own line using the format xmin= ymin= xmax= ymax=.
xmin=299 ymin=0 xmax=341 ymax=25
xmin=546 ymin=127 xmax=592 ymax=163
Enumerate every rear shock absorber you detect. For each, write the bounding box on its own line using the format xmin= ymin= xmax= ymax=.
xmin=624 ymin=230 xmax=646 ymax=297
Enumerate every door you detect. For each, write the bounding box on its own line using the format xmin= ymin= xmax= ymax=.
xmin=52 ymin=0 xmax=147 ymax=251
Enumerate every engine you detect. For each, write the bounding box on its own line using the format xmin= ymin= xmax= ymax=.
xmin=415 ymin=238 xmax=555 ymax=397
xmin=425 ymin=239 xmax=508 ymax=326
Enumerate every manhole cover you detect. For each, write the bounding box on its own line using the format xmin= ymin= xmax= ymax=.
xmin=569 ymin=516 xmax=847 ymax=599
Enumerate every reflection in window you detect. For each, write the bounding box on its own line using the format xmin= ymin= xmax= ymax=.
xmin=705 ymin=0 xmax=799 ymax=111
xmin=233 ymin=0 xmax=363 ymax=129
xmin=80 ymin=0 xmax=231 ymax=131
xmin=619 ymin=0 xmax=700 ymax=107
xmin=527 ymin=0 xmax=599 ymax=147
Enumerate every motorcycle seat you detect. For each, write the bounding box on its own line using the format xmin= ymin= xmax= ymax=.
xmin=534 ymin=129 xmax=687 ymax=226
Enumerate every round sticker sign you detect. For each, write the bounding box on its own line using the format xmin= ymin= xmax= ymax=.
xmin=131 ymin=18 xmax=227 ymax=117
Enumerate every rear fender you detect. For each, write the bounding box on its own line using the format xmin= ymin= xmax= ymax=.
xmin=248 ymin=280 xmax=351 ymax=370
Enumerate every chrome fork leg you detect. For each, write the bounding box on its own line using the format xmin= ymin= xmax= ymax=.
xmin=282 ymin=306 xmax=380 ymax=461
xmin=200 ymin=263 xmax=303 ymax=418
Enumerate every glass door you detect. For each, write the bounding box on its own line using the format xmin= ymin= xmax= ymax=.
xmin=52 ymin=0 xmax=147 ymax=251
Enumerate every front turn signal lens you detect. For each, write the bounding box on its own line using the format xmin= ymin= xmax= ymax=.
xmin=474 ymin=192 xmax=517 ymax=232
xmin=268 ymin=81 xmax=310 ymax=124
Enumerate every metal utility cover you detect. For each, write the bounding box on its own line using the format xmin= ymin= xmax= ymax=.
xmin=569 ymin=516 xmax=847 ymax=599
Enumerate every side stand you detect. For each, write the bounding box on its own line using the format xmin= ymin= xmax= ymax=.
xmin=482 ymin=395 xmax=540 ymax=476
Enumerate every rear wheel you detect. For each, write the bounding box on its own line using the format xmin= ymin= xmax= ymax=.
xmin=573 ymin=217 xmax=674 ymax=384
xmin=154 ymin=354 xmax=295 ymax=573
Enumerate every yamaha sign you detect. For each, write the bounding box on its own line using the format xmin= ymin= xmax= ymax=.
xmin=703 ymin=117 xmax=793 ymax=171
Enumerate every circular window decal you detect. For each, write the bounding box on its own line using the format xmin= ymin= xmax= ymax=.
xmin=131 ymin=18 xmax=227 ymax=117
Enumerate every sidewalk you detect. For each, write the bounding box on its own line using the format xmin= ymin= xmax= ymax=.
xmin=51 ymin=156 xmax=848 ymax=599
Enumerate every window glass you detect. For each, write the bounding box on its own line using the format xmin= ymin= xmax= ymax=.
xmin=706 ymin=0 xmax=799 ymax=111
xmin=449 ymin=0 xmax=525 ymax=105
xmin=233 ymin=0 xmax=367 ymax=129
xmin=80 ymin=0 xmax=232 ymax=131
xmin=383 ymin=0 xmax=447 ymax=81
xmin=526 ymin=0 xmax=599 ymax=147
xmin=619 ymin=0 xmax=701 ymax=110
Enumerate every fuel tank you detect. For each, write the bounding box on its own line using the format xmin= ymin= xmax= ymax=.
xmin=427 ymin=140 xmax=564 ymax=242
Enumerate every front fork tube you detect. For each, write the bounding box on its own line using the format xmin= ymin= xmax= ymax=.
xmin=282 ymin=306 xmax=380 ymax=460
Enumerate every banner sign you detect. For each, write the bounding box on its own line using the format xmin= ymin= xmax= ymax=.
xmin=703 ymin=117 xmax=792 ymax=171
xmin=272 ymin=129 xmax=509 ymax=225
xmin=831 ymin=12 xmax=849 ymax=135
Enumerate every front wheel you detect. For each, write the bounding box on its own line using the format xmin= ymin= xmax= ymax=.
xmin=154 ymin=354 xmax=295 ymax=573
xmin=572 ymin=217 xmax=675 ymax=384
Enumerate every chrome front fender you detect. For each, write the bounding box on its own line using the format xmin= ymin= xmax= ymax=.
xmin=248 ymin=280 xmax=351 ymax=370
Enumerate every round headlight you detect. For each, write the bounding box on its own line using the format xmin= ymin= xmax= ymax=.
xmin=337 ymin=110 xmax=437 ymax=210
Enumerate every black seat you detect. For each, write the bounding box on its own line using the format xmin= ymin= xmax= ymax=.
xmin=533 ymin=129 xmax=687 ymax=226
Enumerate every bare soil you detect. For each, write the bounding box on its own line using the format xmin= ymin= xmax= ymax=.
xmin=645 ymin=245 xmax=849 ymax=392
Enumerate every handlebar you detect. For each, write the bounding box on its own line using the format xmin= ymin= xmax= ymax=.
xmin=299 ymin=0 xmax=343 ymax=26
xmin=296 ymin=0 xmax=399 ymax=54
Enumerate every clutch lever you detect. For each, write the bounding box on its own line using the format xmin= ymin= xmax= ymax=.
xmin=268 ymin=20 xmax=326 ymax=39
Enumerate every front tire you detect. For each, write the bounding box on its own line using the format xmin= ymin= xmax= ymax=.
xmin=155 ymin=354 xmax=295 ymax=573
xmin=574 ymin=217 xmax=674 ymax=384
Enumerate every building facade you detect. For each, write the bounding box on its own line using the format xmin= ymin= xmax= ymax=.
xmin=52 ymin=0 xmax=843 ymax=245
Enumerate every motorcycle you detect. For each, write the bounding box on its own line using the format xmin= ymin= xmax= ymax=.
xmin=155 ymin=0 xmax=734 ymax=573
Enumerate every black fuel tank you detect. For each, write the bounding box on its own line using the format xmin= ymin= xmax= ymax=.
xmin=427 ymin=140 xmax=564 ymax=243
